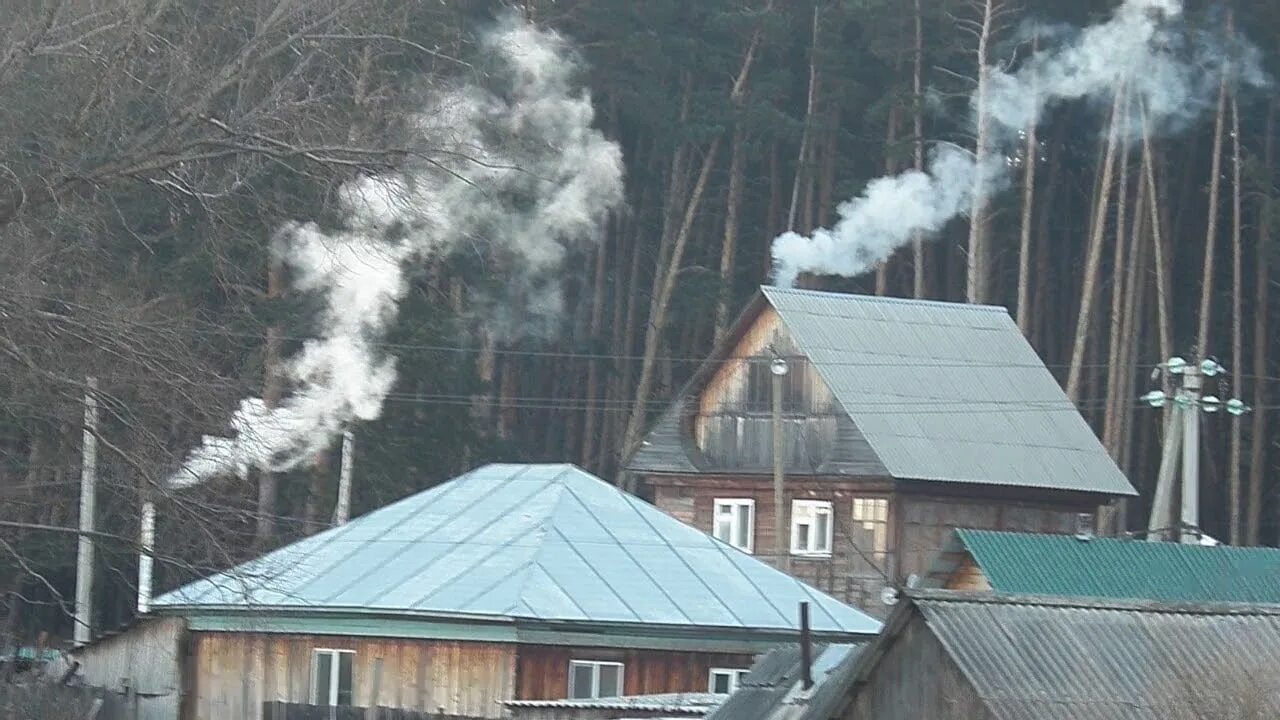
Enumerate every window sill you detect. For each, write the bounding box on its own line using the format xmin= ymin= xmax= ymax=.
xmin=790 ymin=551 xmax=833 ymax=559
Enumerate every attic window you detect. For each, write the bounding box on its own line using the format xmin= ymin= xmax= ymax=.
xmin=709 ymin=667 xmax=749 ymax=694
xmin=569 ymin=660 xmax=624 ymax=699
xmin=791 ymin=500 xmax=833 ymax=556
xmin=713 ymin=498 xmax=755 ymax=553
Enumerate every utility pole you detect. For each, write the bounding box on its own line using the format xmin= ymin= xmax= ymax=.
xmin=771 ymin=355 xmax=790 ymax=573
xmin=1142 ymin=356 xmax=1248 ymax=544
xmin=333 ymin=431 xmax=355 ymax=526
xmin=74 ymin=377 xmax=97 ymax=645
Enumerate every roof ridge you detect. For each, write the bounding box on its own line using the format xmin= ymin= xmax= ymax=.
xmin=760 ymin=285 xmax=1009 ymax=313
xmin=908 ymin=588 xmax=1280 ymax=615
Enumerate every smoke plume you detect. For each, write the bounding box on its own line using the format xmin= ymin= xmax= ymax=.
xmin=771 ymin=0 xmax=1264 ymax=288
xmin=170 ymin=15 xmax=624 ymax=488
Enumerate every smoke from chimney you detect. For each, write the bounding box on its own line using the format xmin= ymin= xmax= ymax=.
xmin=770 ymin=0 xmax=1265 ymax=288
xmin=170 ymin=13 xmax=624 ymax=488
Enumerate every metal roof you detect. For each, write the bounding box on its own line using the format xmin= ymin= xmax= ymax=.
xmin=503 ymin=693 xmax=725 ymax=713
xmin=703 ymin=643 xmax=867 ymax=720
xmin=154 ymin=464 xmax=879 ymax=637
xmin=630 ymin=288 xmax=1135 ymax=498
xmin=927 ymin=529 xmax=1280 ymax=603
xmin=908 ymin=592 xmax=1280 ymax=720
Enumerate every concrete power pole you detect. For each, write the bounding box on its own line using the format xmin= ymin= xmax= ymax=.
xmin=771 ymin=355 xmax=790 ymax=573
xmin=1143 ymin=356 xmax=1248 ymax=544
xmin=74 ymin=377 xmax=98 ymax=645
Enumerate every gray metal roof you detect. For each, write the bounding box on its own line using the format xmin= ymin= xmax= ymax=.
xmin=503 ymin=693 xmax=725 ymax=713
xmin=886 ymin=592 xmax=1280 ymax=720
xmin=154 ymin=464 xmax=879 ymax=636
xmin=704 ymin=643 xmax=867 ymax=720
xmin=630 ymin=288 xmax=1135 ymax=497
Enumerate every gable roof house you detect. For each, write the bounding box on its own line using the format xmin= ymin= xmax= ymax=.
xmin=627 ymin=287 xmax=1136 ymax=617
xmin=74 ymin=464 xmax=878 ymax=720
xmin=923 ymin=528 xmax=1280 ymax=602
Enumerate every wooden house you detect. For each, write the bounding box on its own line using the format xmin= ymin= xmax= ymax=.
xmin=922 ymin=528 xmax=1280 ymax=600
xmin=626 ymin=287 xmax=1137 ymax=616
xmin=73 ymin=464 xmax=878 ymax=720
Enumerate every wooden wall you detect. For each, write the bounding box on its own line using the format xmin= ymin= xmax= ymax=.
xmin=843 ymin=614 xmax=994 ymax=720
xmin=74 ymin=616 xmax=186 ymax=720
xmin=514 ymin=646 xmax=752 ymax=700
xmin=189 ymin=633 xmax=515 ymax=720
xmin=943 ymin=556 xmax=991 ymax=591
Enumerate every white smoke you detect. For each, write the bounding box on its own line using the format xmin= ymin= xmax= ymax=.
xmin=170 ymin=15 xmax=624 ymax=488
xmin=771 ymin=0 xmax=1263 ymax=288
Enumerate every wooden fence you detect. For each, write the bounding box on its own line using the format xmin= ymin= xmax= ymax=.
xmin=263 ymin=703 xmax=486 ymax=720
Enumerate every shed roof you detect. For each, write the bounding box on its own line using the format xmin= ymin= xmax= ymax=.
xmin=703 ymin=642 xmax=867 ymax=720
xmin=925 ymin=529 xmax=1280 ymax=603
xmin=154 ymin=464 xmax=879 ymax=637
xmin=503 ymin=693 xmax=725 ymax=714
xmin=629 ymin=288 xmax=1135 ymax=498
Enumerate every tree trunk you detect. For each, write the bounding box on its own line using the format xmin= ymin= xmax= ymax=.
xmin=912 ymin=0 xmax=928 ymax=299
xmin=580 ymin=229 xmax=611 ymax=470
xmin=966 ymin=0 xmax=997 ymax=304
xmin=1103 ymin=120 xmax=1132 ymax=457
xmin=1197 ymin=64 xmax=1228 ymax=356
xmin=1066 ymin=85 xmax=1125 ymax=401
xmin=715 ymin=127 xmax=747 ymax=342
xmin=255 ymin=255 xmax=285 ymax=549
xmin=1142 ymin=107 xmax=1173 ymax=380
xmin=1015 ymin=34 xmax=1040 ymax=334
xmin=1228 ymin=91 xmax=1243 ymax=545
xmin=1248 ymin=99 xmax=1274 ymax=546
xmin=818 ymin=121 xmax=838 ymax=229
xmin=788 ymin=5 xmax=821 ymax=234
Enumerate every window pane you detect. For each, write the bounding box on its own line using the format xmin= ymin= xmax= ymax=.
xmin=336 ymin=652 xmax=353 ymax=706
xmin=795 ymin=522 xmax=810 ymax=551
xmin=711 ymin=672 xmax=731 ymax=694
xmin=598 ymin=665 xmax=622 ymax=698
xmin=714 ymin=517 xmax=732 ymax=543
xmin=313 ymin=652 xmax=332 ymax=705
xmin=570 ymin=664 xmax=595 ymax=699
xmin=736 ymin=505 xmax=751 ymax=549
xmin=816 ymin=511 xmax=830 ymax=552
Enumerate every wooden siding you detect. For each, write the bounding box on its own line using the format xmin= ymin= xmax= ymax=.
xmin=693 ymin=308 xmax=840 ymax=470
xmin=73 ymin=617 xmax=186 ymax=720
xmin=895 ymin=494 xmax=1084 ymax=583
xmin=843 ymin=614 xmax=994 ymax=720
xmin=189 ymin=633 xmax=515 ymax=720
xmin=649 ymin=477 xmax=896 ymax=618
xmin=514 ymin=646 xmax=752 ymax=700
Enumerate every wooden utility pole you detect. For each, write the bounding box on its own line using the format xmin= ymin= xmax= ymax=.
xmin=771 ymin=356 xmax=789 ymax=573
xmin=74 ymin=377 xmax=98 ymax=645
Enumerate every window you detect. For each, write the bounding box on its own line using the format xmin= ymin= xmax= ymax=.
xmin=709 ymin=668 xmax=749 ymax=694
xmin=311 ymin=649 xmax=354 ymax=706
xmin=568 ymin=660 xmax=624 ymax=699
xmin=852 ymin=497 xmax=889 ymax=556
xmin=791 ymin=500 xmax=833 ymax=556
xmin=713 ymin=499 xmax=755 ymax=552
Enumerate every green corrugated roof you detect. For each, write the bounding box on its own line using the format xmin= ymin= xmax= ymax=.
xmin=952 ymin=529 xmax=1280 ymax=603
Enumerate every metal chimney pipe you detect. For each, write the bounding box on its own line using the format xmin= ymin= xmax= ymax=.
xmin=799 ymin=601 xmax=813 ymax=690
xmin=137 ymin=500 xmax=156 ymax=614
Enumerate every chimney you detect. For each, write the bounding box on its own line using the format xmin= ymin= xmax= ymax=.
xmin=799 ymin=601 xmax=813 ymax=690
xmin=1075 ymin=513 xmax=1095 ymax=541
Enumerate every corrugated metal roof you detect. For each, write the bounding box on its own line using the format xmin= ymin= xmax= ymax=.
xmin=703 ymin=643 xmax=867 ymax=720
xmin=912 ymin=592 xmax=1280 ymax=720
xmin=761 ymin=287 xmax=1134 ymax=496
xmin=941 ymin=529 xmax=1280 ymax=603
xmin=154 ymin=464 xmax=879 ymax=636
xmin=503 ymin=693 xmax=724 ymax=713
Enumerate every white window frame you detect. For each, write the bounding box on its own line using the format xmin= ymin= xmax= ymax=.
xmin=791 ymin=499 xmax=834 ymax=556
xmin=713 ymin=498 xmax=756 ymax=553
xmin=568 ymin=660 xmax=625 ymax=699
xmin=311 ymin=648 xmax=355 ymax=706
xmin=708 ymin=667 xmax=749 ymax=694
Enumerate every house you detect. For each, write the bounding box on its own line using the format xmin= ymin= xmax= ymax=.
xmin=730 ymin=590 xmax=1280 ymax=720
xmin=626 ymin=287 xmax=1137 ymax=616
xmin=922 ymin=528 xmax=1280 ymax=601
xmin=74 ymin=464 xmax=879 ymax=720
xmin=702 ymin=642 xmax=867 ymax=720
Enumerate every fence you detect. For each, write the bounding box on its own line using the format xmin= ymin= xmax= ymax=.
xmin=263 ymin=703 xmax=486 ymax=720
